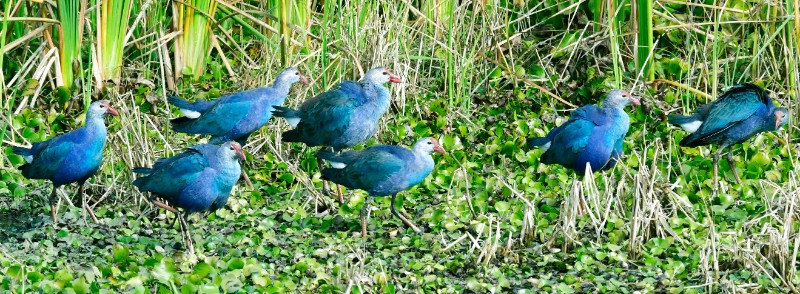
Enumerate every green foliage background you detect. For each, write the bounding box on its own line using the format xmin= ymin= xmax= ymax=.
xmin=1 ymin=0 xmax=799 ymax=292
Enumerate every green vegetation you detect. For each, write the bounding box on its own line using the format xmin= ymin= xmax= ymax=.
xmin=2 ymin=0 xmax=799 ymax=292
xmin=95 ymin=0 xmax=134 ymax=89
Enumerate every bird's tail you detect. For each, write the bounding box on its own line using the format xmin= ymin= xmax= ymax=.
xmin=666 ymin=114 xmax=694 ymax=126
xmin=526 ymin=137 xmax=549 ymax=149
xmin=272 ymin=106 xmax=298 ymax=118
xmin=316 ymin=149 xmax=338 ymax=162
xmin=170 ymin=116 xmax=196 ymax=133
xmin=132 ymin=167 xmax=152 ymax=174
xmin=131 ymin=176 xmax=147 ymax=190
xmin=167 ymin=95 xmax=193 ymax=109
xmin=11 ymin=146 xmax=31 ymax=156
xmin=272 ymin=106 xmax=301 ymax=128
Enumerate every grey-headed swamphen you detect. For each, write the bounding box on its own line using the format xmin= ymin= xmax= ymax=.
xmin=317 ymin=137 xmax=445 ymax=236
xmin=12 ymin=101 xmax=119 ymax=224
xmin=168 ymin=67 xmax=308 ymax=145
xmin=273 ymin=67 xmax=402 ymax=202
xmin=527 ymin=90 xmax=640 ymax=176
xmin=132 ymin=141 xmax=244 ymax=255
xmin=668 ymin=83 xmax=788 ymax=186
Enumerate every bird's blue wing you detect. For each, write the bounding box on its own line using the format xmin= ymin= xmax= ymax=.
xmin=283 ymin=82 xmax=362 ymax=146
xmin=322 ymin=146 xmax=407 ymax=190
xmin=133 ymin=149 xmax=209 ymax=200
xmin=696 ymin=84 xmax=770 ymax=136
xmin=19 ymin=130 xmax=84 ymax=179
xmin=539 ymin=105 xmax=606 ymax=167
xmin=171 ymin=99 xmax=253 ymax=136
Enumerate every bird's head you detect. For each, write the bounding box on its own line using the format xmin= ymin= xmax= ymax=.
xmin=362 ymin=67 xmax=402 ymax=84
xmin=276 ymin=67 xmax=309 ymax=86
xmin=415 ymin=137 xmax=446 ymax=155
xmin=774 ymin=107 xmax=789 ymax=130
xmin=605 ymin=90 xmax=641 ymax=109
xmin=222 ymin=141 xmax=246 ymax=161
xmin=89 ymin=100 xmax=119 ymax=118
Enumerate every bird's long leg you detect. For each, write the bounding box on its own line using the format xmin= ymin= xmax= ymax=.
xmin=390 ymin=194 xmax=422 ymax=234
xmin=360 ymin=197 xmax=371 ymax=236
xmin=152 ymin=200 xmax=179 ymax=213
xmin=240 ymin=166 xmax=253 ymax=188
xmin=49 ymin=186 xmax=58 ymax=224
xmin=712 ymin=149 xmax=722 ymax=189
xmin=151 ymin=200 xmax=180 ymax=228
xmin=77 ymin=182 xmax=99 ymax=224
xmin=727 ymin=147 xmax=742 ymax=185
xmin=333 ymin=148 xmax=344 ymax=203
xmin=178 ymin=212 xmax=194 ymax=255
xmin=318 ymin=154 xmax=332 ymax=196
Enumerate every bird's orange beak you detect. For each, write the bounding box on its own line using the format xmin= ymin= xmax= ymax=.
xmin=102 ymin=101 xmax=119 ymax=116
xmin=386 ymin=69 xmax=402 ymax=83
xmin=298 ymin=71 xmax=309 ymax=85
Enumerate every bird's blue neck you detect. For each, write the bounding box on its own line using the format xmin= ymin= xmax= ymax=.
xmin=85 ymin=115 xmax=108 ymax=137
xmin=272 ymin=79 xmax=293 ymax=97
xmin=602 ymin=99 xmax=626 ymax=110
xmin=409 ymin=150 xmax=435 ymax=185
xmin=213 ymin=157 xmax=241 ymax=187
xmin=361 ymin=82 xmax=391 ymax=117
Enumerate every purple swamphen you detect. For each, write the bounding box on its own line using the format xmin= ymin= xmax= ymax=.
xmin=132 ymin=141 xmax=245 ymax=255
xmin=668 ymin=83 xmax=788 ymax=186
xmin=527 ymin=90 xmax=640 ymax=176
xmin=168 ymin=67 xmax=308 ymax=145
xmin=317 ymin=137 xmax=445 ymax=236
xmin=273 ymin=67 xmax=402 ymax=202
xmin=12 ymin=101 xmax=119 ymax=224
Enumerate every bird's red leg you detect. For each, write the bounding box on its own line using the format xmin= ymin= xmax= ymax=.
xmin=390 ymin=194 xmax=422 ymax=234
xmin=178 ymin=212 xmax=195 ymax=255
xmin=336 ymin=185 xmax=344 ymax=203
xmin=77 ymin=183 xmax=99 ymax=224
xmin=727 ymin=149 xmax=742 ymax=185
xmin=49 ymin=187 xmax=58 ymax=225
xmin=360 ymin=197 xmax=371 ymax=236
xmin=712 ymin=152 xmax=720 ymax=189
xmin=152 ymin=200 xmax=179 ymax=213
xmin=241 ymin=166 xmax=253 ymax=188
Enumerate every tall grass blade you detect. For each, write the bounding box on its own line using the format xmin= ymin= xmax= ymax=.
xmin=267 ymin=0 xmax=309 ymax=66
xmin=634 ymin=0 xmax=653 ymax=81
xmin=56 ymin=0 xmax=86 ymax=90
xmin=174 ymin=0 xmax=217 ymax=81
xmin=96 ymin=0 xmax=134 ymax=89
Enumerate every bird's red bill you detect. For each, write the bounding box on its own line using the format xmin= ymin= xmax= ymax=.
xmin=232 ymin=143 xmax=246 ymax=161
xmin=298 ymin=71 xmax=309 ymax=85
xmin=102 ymin=101 xmax=120 ymax=116
xmin=386 ymin=69 xmax=402 ymax=83
xmin=430 ymin=138 xmax=446 ymax=155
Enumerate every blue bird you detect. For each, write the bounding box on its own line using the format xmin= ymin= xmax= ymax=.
xmin=527 ymin=90 xmax=640 ymax=176
xmin=317 ymin=137 xmax=446 ymax=236
xmin=169 ymin=67 xmax=308 ymax=145
xmin=668 ymin=84 xmax=788 ymax=186
xmin=273 ymin=67 xmax=402 ymax=201
xmin=133 ymin=141 xmax=245 ymax=255
xmin=12 ymin=101 xmax=119 ymax=224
